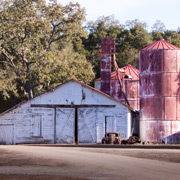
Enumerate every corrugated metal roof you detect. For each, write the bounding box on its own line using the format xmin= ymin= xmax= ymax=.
xmin=96 ymin=64 xmax=139 ymax=81
xmin=140 ymin=39 xmax=180 ymax=50
xmin=119 ymin=64 xmax=139 ymax=80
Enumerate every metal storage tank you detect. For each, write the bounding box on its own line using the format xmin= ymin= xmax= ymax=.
xmin=95 ymin=64 xmax=140 ymax=110
xmin=139 ymin=39 xmax=180 ymax=143
xmin=119 ymin=65 xmax=139 ymax=110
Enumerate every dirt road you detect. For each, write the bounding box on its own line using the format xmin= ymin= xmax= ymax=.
xmin=0 ymin=145 xmax=180 ymax=180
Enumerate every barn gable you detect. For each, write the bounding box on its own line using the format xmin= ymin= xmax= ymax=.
xmin=30 ymin=79 xmax=133 ymax=109
xmin=0 ymin=79 xmax=134 ymax=145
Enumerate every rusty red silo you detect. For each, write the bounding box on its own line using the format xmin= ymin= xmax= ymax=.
xmin=99 ymin=37 xmax=115 ymax=95
xmin=95 ymin=64 xmax=140 ymax=110
xmin=119 ymin=65 xmax=139 ymax=110
xmin=139 ymin=39 xmax=180 ymax=143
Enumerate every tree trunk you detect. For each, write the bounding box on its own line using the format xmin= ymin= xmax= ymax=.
xmin=26 ymin=80 xmax=33 ymax=99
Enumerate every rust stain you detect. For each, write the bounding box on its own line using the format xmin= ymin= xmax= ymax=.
xmin=81 ymin=88 xmax=86 ymax=101
xmin=96 ymin=64 xmax=140 ymax=110
xmin=98 ymin=38 xmax=115 ymax=95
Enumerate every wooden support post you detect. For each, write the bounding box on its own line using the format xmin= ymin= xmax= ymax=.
xmin=75 ymin=108 xmax=78 ymax=144
xmin=54 ymin=108 xmax=57 ymax=144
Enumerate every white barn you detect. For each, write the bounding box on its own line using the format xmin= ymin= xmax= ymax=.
xmin=0 ymin=79 xmax=137 ymax=145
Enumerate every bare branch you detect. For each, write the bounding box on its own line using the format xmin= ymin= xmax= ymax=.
xmin=0 ymin=61 xmax=14 ymax=67
xmin=27 ymin=61 xmax=36 ymax=65
xmin=1 ymin=50 xmax=16 ymax=69
xmin=45 ymin=24 xmax=56 ymax=50
xmin=45 ymin=21 xmax=63 ymax=51
xmin=1 ymin=50 xmax=20 ymax=77
xmin=4 ymin=48 xmax=18 ymax=57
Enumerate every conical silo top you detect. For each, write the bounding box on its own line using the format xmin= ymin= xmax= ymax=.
xmin=140 ymin=39 xmax=180 ymax=51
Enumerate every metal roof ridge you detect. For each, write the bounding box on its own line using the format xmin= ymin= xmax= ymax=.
xmin=151 ymin=41 xmax=158 ymax=49
xmin=140 ymin=39 xmax=180 ymax=50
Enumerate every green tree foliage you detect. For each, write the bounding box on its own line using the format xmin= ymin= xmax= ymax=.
xmin=0 ymin=0 xmax=95 ymax=112
xmin=117 ymin=19 xmax=152 ymax=67
xmin=163 ymin=30 xmax=180 ymax=47
xmin=83 ymin=15 xmax=123 ymax=78
xmin=151 ymin=20 xmax=180 ymax=46
xmin=0 ymin=0 xmax=94 ymax=101
xmin=151 ymin=20 xmax=165 ymax=40
xmin=83 ymin=18 xmax=152 ymax=77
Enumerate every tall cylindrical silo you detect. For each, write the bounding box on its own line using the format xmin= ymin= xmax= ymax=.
xmin=139 ymin=39 xmax=180 ymax=143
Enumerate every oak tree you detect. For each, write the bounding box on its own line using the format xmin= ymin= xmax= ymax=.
xmin=0 ymin=0 xmax=94 ymax=102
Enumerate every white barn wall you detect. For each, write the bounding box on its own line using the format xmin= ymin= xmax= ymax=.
xmin=0 ymin=104 xmax=54 ymax=144
xmin=94 ymin=81 xmax=101 ymax=91
xmin=0 ymin=80 xmax=133 ymax=144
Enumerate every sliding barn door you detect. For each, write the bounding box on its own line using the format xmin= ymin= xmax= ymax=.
xmin=78 ymin=108 xmax=96 ymax=143
xmin=56 ymin=108 xmax=75 ymax=144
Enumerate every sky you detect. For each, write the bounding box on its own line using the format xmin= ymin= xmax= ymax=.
xmin=58 ymin=0 xmax=180 ymax=31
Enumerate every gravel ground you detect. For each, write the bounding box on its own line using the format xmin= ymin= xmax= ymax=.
xmin=0 ymin=145 xmax=180 ymax=180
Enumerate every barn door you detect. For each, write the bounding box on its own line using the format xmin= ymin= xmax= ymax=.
xmin=31 ymin=115 xmax=42 ymax=137
xmin=105 ymin=116 xmax=115 ymax=133
xmin=56 ymin=108 xmax=75 ymax=144
xmin=0 ymin=124 xmax=14 ymax=145
xmin=78 ymin=108 xmax=96 ymax=143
